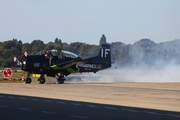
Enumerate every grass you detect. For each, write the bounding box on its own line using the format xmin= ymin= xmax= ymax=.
xmin=0 ymin=71 xmax=27 ymax=83
xmin=0 ymin=71 xmax=56 ymax=83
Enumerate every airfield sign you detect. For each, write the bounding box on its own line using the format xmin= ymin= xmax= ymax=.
xmin=3 ymin=68 xmax=13 ymax=78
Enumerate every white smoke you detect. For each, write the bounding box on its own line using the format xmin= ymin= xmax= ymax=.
xmin=68 ymin=64 xmax=180 ymax=83
xmin=95 ymin=65 xmax=180 ymax=82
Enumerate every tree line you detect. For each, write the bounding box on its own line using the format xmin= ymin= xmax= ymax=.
xmin=0 ymin=35 xmax=180 ymax=69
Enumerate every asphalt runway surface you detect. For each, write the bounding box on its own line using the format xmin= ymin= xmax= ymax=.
xmin=0 ymin=82 xmax=180 ymax=120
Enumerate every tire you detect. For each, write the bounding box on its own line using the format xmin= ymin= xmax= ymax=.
xmin=25 ymin=78 xmax=32 ymax=84
xmin=39 ymin=77 xmax=46 ymax=84
xmin=59 ymin=80 xmax=64 ymax=84
xmin=57 ymin=77 xmax=65 ymax=84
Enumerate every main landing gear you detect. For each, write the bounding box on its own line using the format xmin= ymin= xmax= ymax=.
xmin=25 ymin=72 xmax=46 ymax=84
xmin=38 ymin=74 xmax=46 ymax=84
xmin=56 ymin=73 xmax=65 ymax=84
xmin=25 ymin=72 xmax=65 ymax=84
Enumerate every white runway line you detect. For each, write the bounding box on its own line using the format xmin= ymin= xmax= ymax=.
xmin=18 ymin=108 xmax=31 ymax=111
xmin=19 ymin=97 xmax=27 ymax=100
xmin=72 ymin=103 xmax=84 ymax=106
xmin=70 ymin=115 xmax=88 ymax=119
xmin=56 ymin=101 xmax=67 ymax=104
xmin=142 ymin=111 xmax=162 ymax=115
xmin=31 ymin=98 xmax=40 ymax=101
xmin=8 ymin=96 xmax=15 ymax=99
xmin=43 ymin=100 xmax=53 ymax=103
xmin=86 ymin=104 xmax=100 ymax=108
xmin=122 ymin=108 xmax=140 ymax=113
xmin=166 ymin=114 xmax=180 ymax=118
xmin=0 ymin=105 xmax=9 ymax=108
xmin=41 ymin=111 xmax=58 ymax=115
xmin=104 ymin=107 xmax=119 ymax=110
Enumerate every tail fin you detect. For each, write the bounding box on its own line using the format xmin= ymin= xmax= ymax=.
xmin=98 ymin=44 xmax=111 ymax=63
xmin=79 ymin=44 xmax=111 ymax=73
xmin=84 ymin=43 xmax=111 ymax=64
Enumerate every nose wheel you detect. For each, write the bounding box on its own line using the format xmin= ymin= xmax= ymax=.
xmin=25 ymin=78 xmax=32 ymax=84
xmin=25 ymin=72 xmax=32 ymax=84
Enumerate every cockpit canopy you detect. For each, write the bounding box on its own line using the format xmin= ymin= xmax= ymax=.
xmin=35 ymin=50 xmax=44 ymax=55
xmin=51 ymin=49 xmax=58 ymax=56
xmin=34 ymin=49 xmax=79 ymax=58
xmin=35 ymin=49 xmax=59 ymax=56
xmin=61 ymin=50 xmax=78 ymax=58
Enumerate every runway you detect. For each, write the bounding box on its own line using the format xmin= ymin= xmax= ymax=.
xmin=0 ymin=82 xmax=180 ymax=119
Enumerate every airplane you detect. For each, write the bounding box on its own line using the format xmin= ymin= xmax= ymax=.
xmin=15 ymin=44 xmax=111 ymax=84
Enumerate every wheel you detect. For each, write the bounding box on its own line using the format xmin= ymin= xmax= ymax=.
xmin=38 ymin=77 xmax=46 ymax=84
xmin=25 ymin=78 xmax=32 ymax=84
xmin=57 ymin=76 xmax=65 ymax=84
xmin=59 ymin=80 xmax=64 ymax=84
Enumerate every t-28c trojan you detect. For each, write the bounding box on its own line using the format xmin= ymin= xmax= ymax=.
xmin=15 ymin=44 xmax=111 ymax=84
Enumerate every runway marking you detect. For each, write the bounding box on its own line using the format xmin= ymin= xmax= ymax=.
xmin=86 ymin=104 xmax=100 ymax=108
xmin=0 ymin=105 xmax=9 ymax=108
xmin=18 ymin=108 xmax=31 ymax=111
xmin=122 ymin=108 xmax=140 ymax=113
xmin=43 ymin=100 xmax=53 ymax=103
xmin=104 ymin=107 xmax=119 ymax=110
xmin=8 ymin=96 xmax=15 ymax=99
xmin=41 ymin=111 xmax=58 ymax=115
xmin=31 ymin=98 xmax=40 ymax=101
xmin=166 ymin=114 xmax=180 ymax=118
xmin=72 ymin=103 xmax=84 ymax=106
xmin=19 ymin=97 xmax=27 ymax=100
xmin=142 ymin=111 xmax=162 ymax=115
xmin=56 ymin=101 xmax=67 ymax=104
xmin=70 ymin=115 xmax=88 ymax=119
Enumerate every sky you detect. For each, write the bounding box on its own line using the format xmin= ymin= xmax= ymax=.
xmin=0 ymin=0 xmax=180 ymax=45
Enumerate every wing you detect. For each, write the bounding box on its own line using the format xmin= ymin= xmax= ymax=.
xmin=51 ymin=60 xmax=86 ymax=70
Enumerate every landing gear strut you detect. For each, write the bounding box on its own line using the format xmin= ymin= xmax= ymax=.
xmin=38 ymin=74 xmax=46 ymax=84
xmin=57 ymin=73 xmax=65 ymax=84
xmin=25 ymin=72 xmax=32 ymax=84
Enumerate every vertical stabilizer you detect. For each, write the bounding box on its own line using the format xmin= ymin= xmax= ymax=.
xmin=98 ymin=44 xmax=111 ymax=63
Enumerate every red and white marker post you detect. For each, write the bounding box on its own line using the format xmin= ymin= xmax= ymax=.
xmin=3 ymin=68 xmax=13 ymax=79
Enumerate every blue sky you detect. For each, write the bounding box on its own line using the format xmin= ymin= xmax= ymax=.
xmin=0 ymin=0 xmax=180 ymax=45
